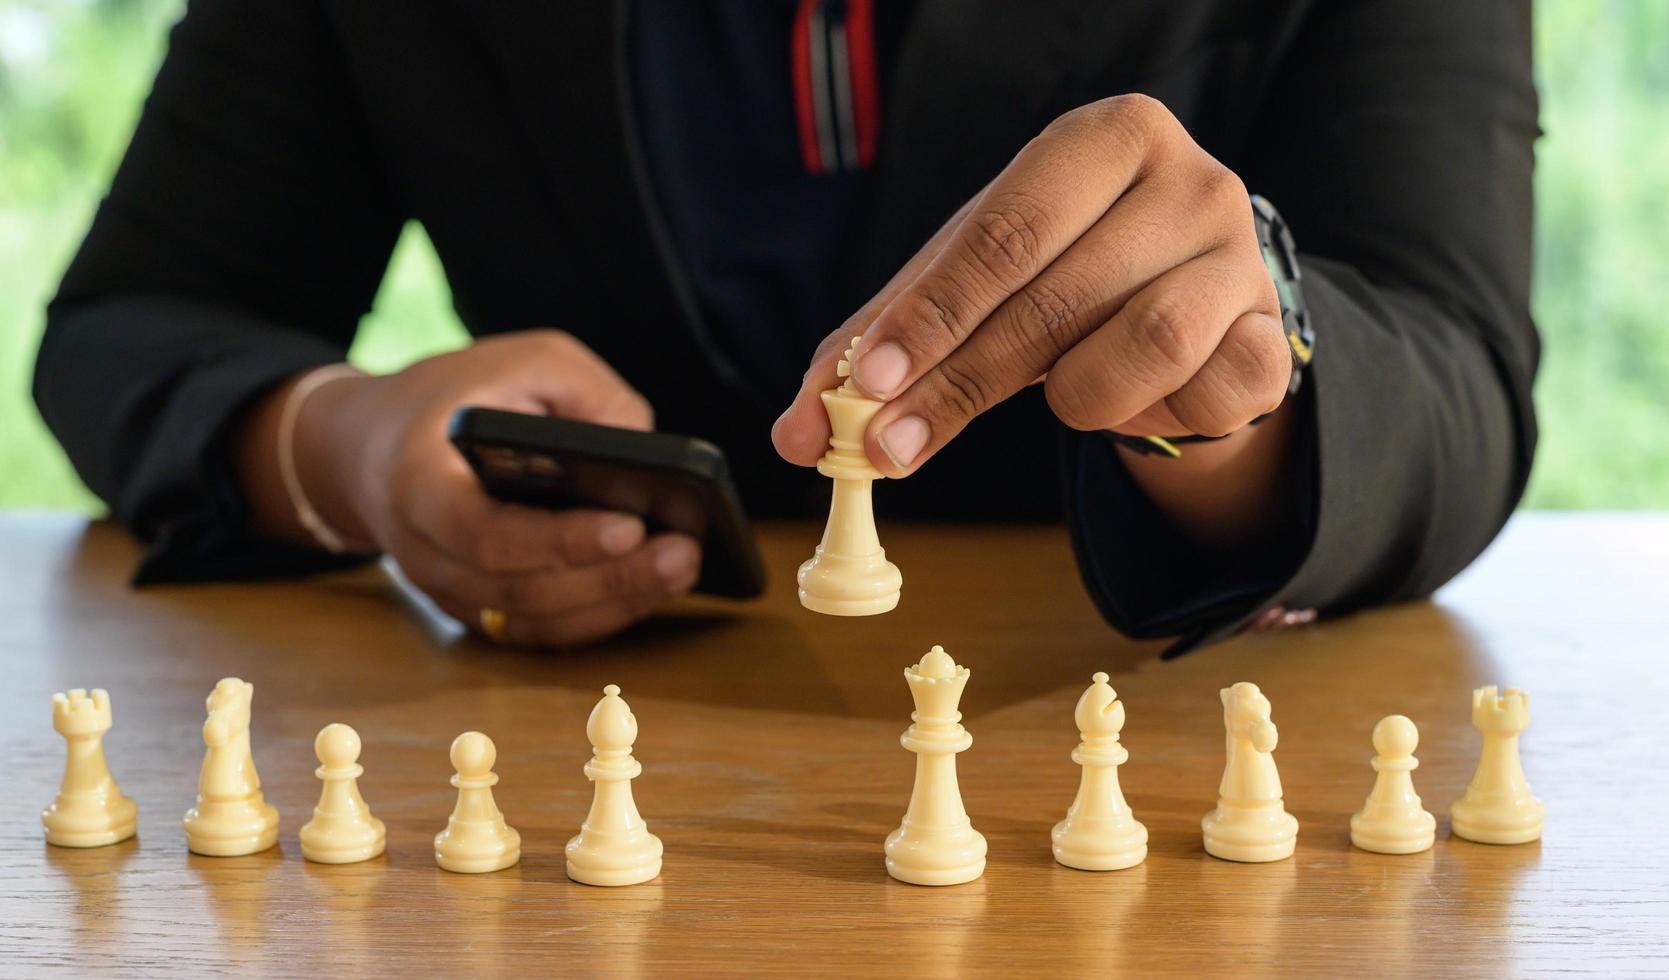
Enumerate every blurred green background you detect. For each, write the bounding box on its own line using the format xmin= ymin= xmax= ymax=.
xmin=1 ymin=0 xmax=1665 ymax=511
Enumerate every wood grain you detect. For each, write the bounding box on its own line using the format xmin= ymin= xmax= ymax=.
xmin=1 ymin=514 xmax=1665 ymax=977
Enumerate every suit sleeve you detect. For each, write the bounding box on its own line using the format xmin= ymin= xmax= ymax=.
xmin=1064 ymin=0 xmax=1539 ymax=653
xmin=32 ymin=0 xmax=403 ymax=581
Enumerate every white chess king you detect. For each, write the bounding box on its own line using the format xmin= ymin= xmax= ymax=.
xmin=1052 ymin=673 xmax=1147 ymax=871
xmin=299 ymin=723 xmax=387 ymax=864
xmin=42 ymin=688 xmax=138 ymax=848
xmin=1201 ymin=681 xmax=1298 ymax=862
xmin=797 ymin=335 xmax=902 ymax=616
xmin=566 ymin=684 xmax=663 ymax=886
xmin=885 ymin=645 xmax=986 ymax=886
xmin=1349 ymin=714 xmax=1436 ymax=854
xmin=183 ymin=677 xmax=280 ymax=856
xmin=1450 ymin=686 xmax=1544 ymax=845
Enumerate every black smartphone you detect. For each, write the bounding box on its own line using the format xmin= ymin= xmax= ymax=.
xmin=448 ymin=407 xmax=767 ymax=599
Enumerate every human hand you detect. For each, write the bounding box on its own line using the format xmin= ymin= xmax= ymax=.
xmin=285 ymin=331 xmax=702 ymax=646
xmin=773 ymin=94 xmax=1291 ymax=477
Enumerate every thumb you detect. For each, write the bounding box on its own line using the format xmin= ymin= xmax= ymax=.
xmin=508 ymin=331 xmax=655 ymax=431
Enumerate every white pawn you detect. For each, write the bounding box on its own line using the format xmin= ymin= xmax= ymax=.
xmin=42 ymin=688 xmax=138 ymax=847
xmin=1450 ymin=686 xmax=1544 ymax=845
xmin=1052 ymin=673 xmax=1147 ymax=871
xmin=1350 ymin=715 xmax=1436 ymax=854
xmin=885 ymin=645 xmax=986 ymax=886
xmin=566 ymin=685 xmax=663 ymax=886
xmin=300 ymin=723 xmax=387 ymax=864
xmin=1201 ymin=681 xmax=1298 ymax=862
xmin=434 ymin=732 xmax=521 ymax=873
xmin=184 ymin=678 xmax=280 ymax=856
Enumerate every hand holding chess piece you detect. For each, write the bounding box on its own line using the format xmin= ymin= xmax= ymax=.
xmin=1349 ymin=715 xmax=1436 ymax=854
xmin=183 ymin=677 xmax=280 ymax=856
xmin=797 ymin=335 xmax=903 ymax=616
xmin=1450 ymin=686 xmax=1544 ymax=844
xmin=42 ymin=688 xmax=138 ymax=847
xmin=1201 ymin=681 xmax=1298 ymax=862
xmin=565 ymin=685 xmax=663 ymax=886
xmin=435 ymin=731 xmax=521 ymax=873
xmin=885 ymin=645 xmax=986 ymax=885
xmin=1052 ymin=673 xmax=1147 ymax=871
xmin=300 ymin=723 xmax=387 ymax=864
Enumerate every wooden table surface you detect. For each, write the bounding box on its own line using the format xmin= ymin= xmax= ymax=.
xmin=1 ymin=513 xmax=1666 ymax=977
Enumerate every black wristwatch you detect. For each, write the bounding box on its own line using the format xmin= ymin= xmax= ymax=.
xmin=1107 ymin=194 xmax=1314 ymax=458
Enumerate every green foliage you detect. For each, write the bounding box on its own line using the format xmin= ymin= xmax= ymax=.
xmin=0 ymin=0 xmax=1664 ymax=510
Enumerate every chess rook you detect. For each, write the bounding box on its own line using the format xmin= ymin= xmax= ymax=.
xmin=1052 ymin=673 xmax=1147 ymax=871
xmin=797 ymin=335 xmax=902 ymax=616
xmin=1450 ymin=686 xmax=1544 ymax=845
xmin=565 ymin=685 xmax=663 ymax=886
xmin=300 ymin=723 xmax=387 ymax=864
xmin=183 ymin=677 xmax=280 ymax=856
xmin=885 ymin=645 xmax=986 ymax=886
xmin=435 ymin=731 xmax=521 ymax=873
xmin=1201 ymin=682 xmax=1298 ymax=862
xmin=42 ymin=688 xmax=138 ymax=848
xmin=1349 ymin=715 xmax=1436 ymax=854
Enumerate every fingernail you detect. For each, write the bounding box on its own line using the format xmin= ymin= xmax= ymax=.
xmin=855 ymin=342 xmax=909 ymax=397
xmin=597 ymin=516 xmax=643 ymax=556
xmin=878 ymin=416 xmax=930 ymax=469
xmin=654 ymin=538 xmax=700 ymax=587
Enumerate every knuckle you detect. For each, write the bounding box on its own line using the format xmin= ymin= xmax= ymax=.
xmin=932 ymin=360 xmax=997 ymax=421
xmin=471 ymin=534 xmax=514 ymax=576
xmin=1198 ymin=165 xmax=1249 ymax=218
xmin=895 ymin=287 xmax=967 ymax=346
xmin=965 ymin=194 xmax=1048 ymax=284
xmin=1013 ymin=274 xmax=1085 ymax=352
xmin=1128 ymin=297 xmax=1197 ymax=374
xmin=1044 ymin=371 xmax=1104 ymax=432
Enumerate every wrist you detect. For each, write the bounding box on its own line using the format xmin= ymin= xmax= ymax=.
xmin=289 ymin=369 xmax=380 ymax=551
xmin=1113 ymin=396 xmax=1299 ymax=549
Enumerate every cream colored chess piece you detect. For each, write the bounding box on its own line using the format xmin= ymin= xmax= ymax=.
xmin=1450 ymin=686 xmax=1544 ymax=844
xmin=434 ymin=731 xmax=521 ymax=873
xmin=1350 ymin=715 xmax=1436 ymax=854
xmin=885 ymin=645 xmax=986 ymax=885
xmin=797 ymin=335 xmax=902 ymax=616
xmin=183 ymin=677 xmax=280 ymax=856
xmin=1201 ymin=681 xmax=1298 ymax=862
xmin=300 ymin=723 xmax=387 ymax=864
xmin=42 ymin=688 xmax=138 ymax=847
xmin=566 ymin=685 xmax=663 ymax=886
xmin=1052 ymin=672 xmax=1147 ymax=871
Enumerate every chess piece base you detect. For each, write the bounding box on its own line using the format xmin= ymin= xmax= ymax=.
xmin=301 ymin=820 xmax=388 ymax=864
xmin=184 ymin=803 xmax=280 ymax=857
xmin=884 ymin=824 xmax=987 ymax=886
xmin=1449 ymin=799 xmax=1544 ymax=845
xmin=797 ymin=555 xmax=901 ymax=616
xmin=1202 ymin=805 xmax=1298 ymax=863
xmin=1350 ymin=811 xmax=1436 ymax=855
xmin=43 ymin=799 xmax=137 ymax=849
xmin=1051 ymin=818 xmax=1148 ymax=871
xmin=434 ymin=827 xmax=521 ymax=874
xmin=565 ymin=832 xmax=663 ymax=887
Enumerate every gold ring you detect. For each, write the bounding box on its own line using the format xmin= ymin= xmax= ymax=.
xmin=479 ymin=607 xmax=509 ymax=643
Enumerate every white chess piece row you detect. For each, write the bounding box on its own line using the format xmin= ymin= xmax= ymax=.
xmin=879 ymin=652 xmax=1545 ymax=887
xmin=42 ymin=678 xmax=663 ymax=887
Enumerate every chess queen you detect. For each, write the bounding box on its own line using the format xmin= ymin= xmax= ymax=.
xmin=885 ymin=646 xmax=986 ymax=885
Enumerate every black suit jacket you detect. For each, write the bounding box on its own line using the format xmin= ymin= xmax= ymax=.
xmin=34 ymin=0 xmax=1539 ymax=651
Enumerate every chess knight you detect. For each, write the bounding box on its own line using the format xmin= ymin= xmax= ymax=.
xmin=184 ymin=677 xmax=281 ymax=856
xmin=1202 ymin=681 xmax=1298 ymax=862
xmin=797 ymin=335 xmax=903 ymax=616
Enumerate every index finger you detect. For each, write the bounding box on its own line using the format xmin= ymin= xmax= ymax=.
xmin=403 ymin=451 xmax=647 ymax=574
xmin=848 ymin=96 xmax=1174 ymax=403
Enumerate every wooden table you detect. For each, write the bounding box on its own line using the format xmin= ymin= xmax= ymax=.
xmin=1 ymin=514 xmax=1665 ymax=976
